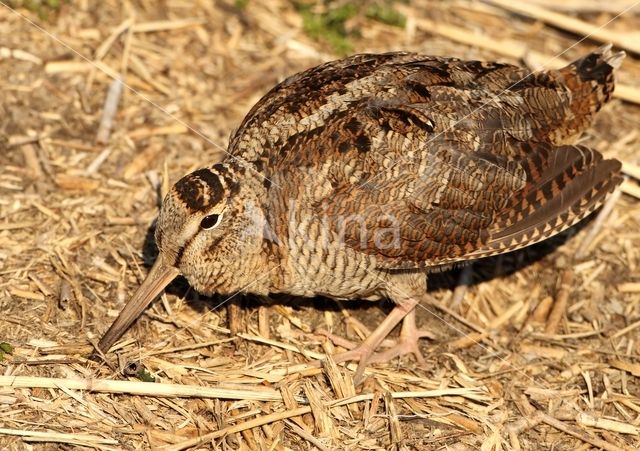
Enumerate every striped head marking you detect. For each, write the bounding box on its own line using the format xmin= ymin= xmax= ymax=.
xmin=156 ymin=164 xmax=240 ymax=267
xmin=173 ymin=164 xmax=239 ymax=214
xmin=174 ymin=168 xmax=225 ymax=213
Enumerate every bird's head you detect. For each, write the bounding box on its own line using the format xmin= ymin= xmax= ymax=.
xmin=97 ymin=162 xmax=265 ymax=352
xmin=155 ymin=164 xmax=241 ymax=271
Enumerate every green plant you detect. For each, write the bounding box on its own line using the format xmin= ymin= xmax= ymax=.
xmin=295 ymin=0 xmax=407 ymax=55
xmin=366 ymin=2 xmax=406 ymax=28
xmin=0 ymin=342 xmax=14 ymax=361
xmin=296 ymin=1 xmax=359 ymax=55
xmin=6 ymin=0 xmax=63 ymax=19
xmin=234 ymin=0 xmax=249 ymax=10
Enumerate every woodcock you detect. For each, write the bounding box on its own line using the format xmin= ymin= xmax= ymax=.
xmin=99 ymin=45 xmax=624 ymax=383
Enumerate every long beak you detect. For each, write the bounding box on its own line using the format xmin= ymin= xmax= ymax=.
xmin=97 ymin=257 xmax=180 ymax=353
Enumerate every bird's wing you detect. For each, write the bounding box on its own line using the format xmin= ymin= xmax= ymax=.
xmin=314 ymin=124 xmax=621 ymax=269
xmin=227 ymin=50 xmax=622 ymax=269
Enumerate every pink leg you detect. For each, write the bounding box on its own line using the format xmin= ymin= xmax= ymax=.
xmin=316 ymin=316 xmax=399 ymax=350
xmin=330 ymin=297 xmax=419 ymax=384
xmin=368 ymin=307 xmax=434 ymax=365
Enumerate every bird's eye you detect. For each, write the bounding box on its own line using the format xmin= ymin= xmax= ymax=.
xmin=200 ymin=214 xmax=222 ymax=230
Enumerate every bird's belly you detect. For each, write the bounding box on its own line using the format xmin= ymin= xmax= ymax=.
xmin=278 ymin=227 xmax=387 ymax=300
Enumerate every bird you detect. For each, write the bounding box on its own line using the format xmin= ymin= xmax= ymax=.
xmin=98 ymin=45 xmax=624 ymax=383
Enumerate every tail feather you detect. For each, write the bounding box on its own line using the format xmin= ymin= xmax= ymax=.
xmin=486 ymin=47 xmax=626 ymax=252
xmin=459 ymin=43 xmax=626 ymax=261
xmin=550 ymin=44 xmax=625 ymax=144
xmin=571 ymin=43 xmax=625 ymax=84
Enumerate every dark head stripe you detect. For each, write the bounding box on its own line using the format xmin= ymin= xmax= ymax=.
xmin=174 ymin=168 xmax=224 ymax=212
xmin=213 ymin=163 xmax=241 ymax=196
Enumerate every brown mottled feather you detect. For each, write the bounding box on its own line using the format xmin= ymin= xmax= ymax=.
xmin=228 ymin=46 xmax=622 ymax=269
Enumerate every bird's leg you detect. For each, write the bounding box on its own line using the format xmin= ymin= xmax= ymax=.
xmin=330 ymin=296 xmax=419 ymax=384
xmin=316 ymin=316 xmax=399 ymax=350
xmin=367 ymin=307 xmax=435 ymax=365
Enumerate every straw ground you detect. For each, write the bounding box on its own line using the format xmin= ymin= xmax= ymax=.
xmin=1 ymin=1 xmax=640 ymax=449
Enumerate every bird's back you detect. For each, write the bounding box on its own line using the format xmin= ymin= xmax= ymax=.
xmin=230 ymin=46 xmax=621 ymax=161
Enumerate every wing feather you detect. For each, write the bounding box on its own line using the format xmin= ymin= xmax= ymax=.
xmin=226 ymin=49 xmax=622 ymax=269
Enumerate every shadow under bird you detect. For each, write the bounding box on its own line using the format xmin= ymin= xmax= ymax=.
xmin=98 ymin=45 xmax=624 ymax=383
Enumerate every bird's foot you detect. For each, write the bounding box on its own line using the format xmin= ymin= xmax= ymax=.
xmin=318 ymin=308 xmax=434 ymax=384
xmin=367 ymin=326 xmax=434 ymax=365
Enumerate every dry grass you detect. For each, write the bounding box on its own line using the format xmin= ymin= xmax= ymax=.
xmin=1 ymin=0 xmax=639 ymax=449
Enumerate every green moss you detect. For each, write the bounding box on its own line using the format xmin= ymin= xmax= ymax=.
xmin=366 ymin=3 xmax=406 ymax=28
xmin=137 ymin=368 xmax=156 ymax=383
